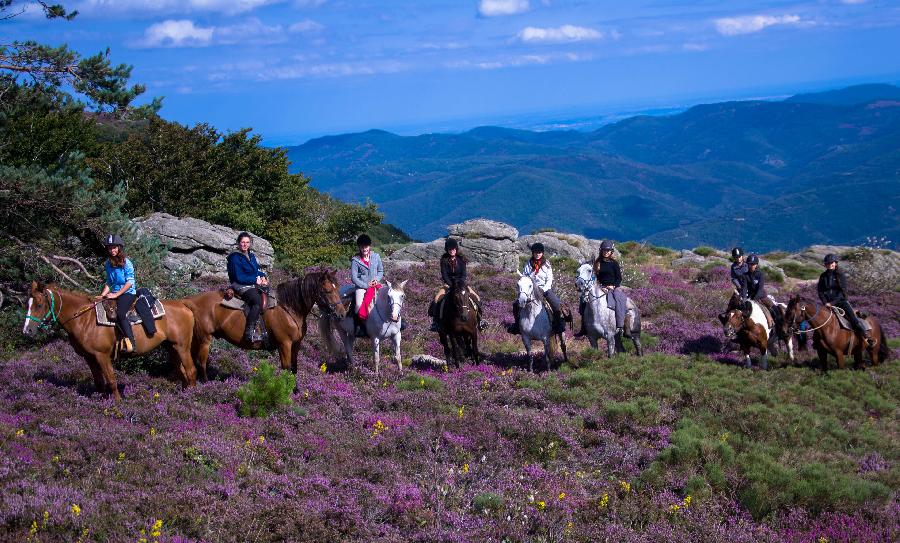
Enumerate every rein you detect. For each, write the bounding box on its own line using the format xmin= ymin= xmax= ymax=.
xmin=26 ymin=289 xmax=60 ymax=329
xmin=373 ymin=289 xmax=403 ymax=324
xmin=794 ymin=303 xmax=834 ymax=334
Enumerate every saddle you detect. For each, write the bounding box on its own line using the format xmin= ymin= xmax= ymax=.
xmin=339 ymin=284 xmax=370 ymax=338
xmin=833 ymin=307 xmax=871 ymax=332
xmin=96 ymin=293 xmax=165 ymax=327
xmin=757 ymin=303 xmax=775 ymax=329
xmin=220 ymin=289 xmax=278 ymax=310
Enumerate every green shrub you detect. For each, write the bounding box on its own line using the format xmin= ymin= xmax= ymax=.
xmin=777 ymin=260 xmax=821 ymax=280
xmin=472 ymin=492 xmax=504 ymax=514
xmin=761 ymin=266 xmax=785 ymax=284
xmin=692 ymin=246 xmax=717 ymax=257
xmin=236 ymin=362 xmax=295 ymax=417
xmin=396 ymin=372 xmax=444 ymax=392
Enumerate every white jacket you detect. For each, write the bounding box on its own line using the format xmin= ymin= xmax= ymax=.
xmin=523 ymin=259 xmax=553 ymax=292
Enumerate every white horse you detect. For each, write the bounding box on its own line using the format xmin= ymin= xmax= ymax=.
xmin=516 ymin=274 xmax=567 ymax=372
xmin=575 ymin=263 xmax=643 ymax=358
xmin=325 ymin=279 xmax=407 ymax=376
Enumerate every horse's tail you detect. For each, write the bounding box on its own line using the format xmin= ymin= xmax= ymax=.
xmin=317 ymin=317 xmax=343 ymax=357
xmin=878 ymin=326 xmax=891 ymax=362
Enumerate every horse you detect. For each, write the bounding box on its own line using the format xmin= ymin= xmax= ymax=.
xmin=326 ymin=279 xmax=407 ymax=376
xmin=575 ymin=263 xmax=643 ymax=357
xmin=437 ymin=281 xmax=481 ymax=367
xmin=782 ymin=295 xmax=889 ymax=372
xmin=718 ymin=301 xmax=776 ymax=370
xmin=22 ymin=281 xmax=196 ymax=401
xmin=727 ymin=292 xmax=795 ymax=362
xmin=181 ymin=270 xmax=346 ymax=379
xmin=515 ymin=274 xmax=567 ymax=372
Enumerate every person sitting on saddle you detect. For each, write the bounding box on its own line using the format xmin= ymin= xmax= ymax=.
xmin=226 ymin=232 xmax=269 ymax=343
xmin=350 ymin=234 xmax=384 ymax=336
xmin=818 ymin=253 xmax=875 ymax=347
xmin=730 ymin=247 xmax=749 ymax=306
xmin=576 ymin=240 xmax=630 ymax=338
xmin=428 ymin=238 xmax=486 ymax=332
xmin=510 ymin=243 xmax=563 ymax=334
xmin=744 ymin=254 xmax=777 ymax=317
xmin=95 ymin=234 xmax=153 ymax=353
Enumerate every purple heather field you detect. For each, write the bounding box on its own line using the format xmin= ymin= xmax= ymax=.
xmin=1 ymin=260 xmax=898 ymax=542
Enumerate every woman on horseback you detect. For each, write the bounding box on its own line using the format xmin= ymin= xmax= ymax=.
xmin=592 ymin=240 xmax=630 ymax=336
xmin=510 ymin=243 xmax=563 ymax=333
xmin=227 ymin=232 xmax=269 ymax=343
xmin=818 ymin=253 xmax=875 ymax=346
xmin=730 ymin=247 xmax=749 ymax=305
xmin=96 ymin=234 xmax=147 ymax=353
xmin=745 ymin=255 xmax=774 ymax=309
xmin=350 ymin=234 xmax=384 ymax=335
xmin=429 ymin=238 xmax=484 ymax=332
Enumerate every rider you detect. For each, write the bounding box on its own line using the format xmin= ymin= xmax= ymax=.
xmin=227 ymin=232 xmax=269 ymax=343
xmin=350 ymin=234 xmax=384 ymax=336
xmin=429 ymin=238 xmax=485 ymax=332
xmin=96 ymin=234 xmax=148 ymax=353
xmin=817 ymin=253 xmax=875 ymax=347
xmin=593 ymin=240 xmax=630 ymax=337
xmin=510 ymin=243 xmax=563 ymax=334
xmin=745 ymin=254 xmax=777 ymax=317
xmin=730 ymin=247 xmax=749 ymax=307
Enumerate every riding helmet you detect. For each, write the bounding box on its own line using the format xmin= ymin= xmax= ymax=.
xmin=356 ymin=234 xmax=372 ymax=247
xmin=104 ymin=233 xmax=124 ymax=247
xmin=731 ymin=247 xmax=744 ymax=259
xmin=600 ymin=240 xmax=614 ymax=252
xmin=823 ymin=253 xmax=838 ymax=265
xmin=746 ymin=254 xmax=759 ymax=266
xmin=444 ymin=238 xmax=458 ymax=252
xmin=530 ymin=242 xmax=545 ymax=254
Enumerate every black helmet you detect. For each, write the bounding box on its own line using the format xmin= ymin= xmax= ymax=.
xmin=747 ymin=254 xmax=759 ymax=266
xmin=600 ymin=240 xmax=614 ymax=252
xmin=104 ymin=233 xmax=124 ymax=247
xmin=530 ymin=242 xmax=545 ymax=254
xmin=731 ymin=247 xmax=744 ymax=259
xmin=444 ymin=238 xmax=458 ymax=252
xmin=823 ymin=253 xmax=838 ymax=265
xmin=356 ymin=234 xmax=372 ymax=247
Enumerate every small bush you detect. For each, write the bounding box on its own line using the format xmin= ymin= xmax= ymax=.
xmin=761 ymin=266 xmax=785 ymax=284
xmin=692 ymin=246 xmax=717 ymax=257
xmin=396 ymin=372 xmax=444 ymax=392
xmin=472 ymin=493 xmax=504 ymax=514
xmin=236 ymin=362 xmax=295 ymax=417
xmin=777 ymin=260 xmax=820 ymax=280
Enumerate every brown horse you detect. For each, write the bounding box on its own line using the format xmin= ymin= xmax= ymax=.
xmin=181 ymin=270 xmax=346 ymax=379
xmin=718 ymin=301 xmax=774 ymax=370
xmin=438 ymin=282 xmax=482 ymax=368
xmin=22 ymin=281 xmax=197 ymax=400
xmin=782 ymin=295 xmax=889 ymax=371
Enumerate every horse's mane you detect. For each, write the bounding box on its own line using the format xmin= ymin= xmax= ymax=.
xmin=276 ymin=271 xmax=332 ymax=316
xmin=38 ymin=282 xmax=92 ymax=302
xmin=529 ymin=276 xmax=545 ymax=304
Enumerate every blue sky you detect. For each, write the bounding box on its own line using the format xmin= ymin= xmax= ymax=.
xmin=5 ymin=0 xmax=900 ymax=144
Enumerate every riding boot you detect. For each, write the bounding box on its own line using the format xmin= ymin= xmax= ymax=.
xmin=553 ymin=310 xmax=565 ymax=333
xmin=508 ymin=303 xmax=520 ymax=334
xmin=574 ymin=301 xmax=587 ymax=338
xmin=243 ymin=320 xmax=256 ymax=343
xmin=400 ymin=319 xmax=408 ymax=331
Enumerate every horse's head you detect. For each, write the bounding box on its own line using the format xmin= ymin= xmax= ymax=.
xmin=23 ymin=280 xmax=55 ymax=337
xmin=782 ymin=294 xmax=806 ymax=336
xmin=575 ymin=263 xmax=594 ymax=293
xmin=450 ymin=282 xmax=474 ymax=323
xmin=318 ymin=270 xmax=347 ymax=319
xmin=516 ymin=274 xmax=535 ymax=307
xmin=718 ymin=309 xmax=745 ymax=340
xmin=385 ymin=279 xmax=407 ymax=323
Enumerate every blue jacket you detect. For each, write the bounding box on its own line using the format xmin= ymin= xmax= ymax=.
xmin=350 ymin=252 xmax=384 ymax=289
xmin=227 ymin=252 xmax=266 ymax=286
xmin=105 ymin=258 xmax=137 ymax=295
xmin=731 ymin=262 xmax=748 ymax=297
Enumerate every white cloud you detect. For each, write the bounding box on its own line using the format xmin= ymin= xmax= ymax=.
xmin=77 ymin=0 xmax=283 ymax=16
xmin=517 ymin=25 xmax=603 ymax=43
xmin=840 ymin=0 xmax=867 ymax=4
xmin=289 ymin=19 xmax=323 ymax=32
xmin=478 ymin=0 xmax=529 ymax=17
xmin=714 ymin=14 xmax=804 ymax=36
xmin=445 ymin=51 xmax=593 ymax=70
xmin=136 ymin=18 xmax=285 ymax=47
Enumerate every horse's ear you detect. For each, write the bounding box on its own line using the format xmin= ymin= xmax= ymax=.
xmin=385 ymin=280 xmax=392 ymax=290
xmin=31 ymin=280 xmax=41 ymax=293
xmin=517 ymin=271 xmax=523 ymax=278
xmin=718 ymin=312 xmax=728 ymax=324
xmin=398 ymin=279 xmax=408 ymax=290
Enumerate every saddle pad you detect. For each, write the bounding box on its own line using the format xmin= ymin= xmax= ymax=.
xmin=96 ymin=299 xmax=166 ymax=327
xmin=833 ymin=308 xmax=871 ymax=332
xmin=220 ymin=293 xmax=278 ymax=311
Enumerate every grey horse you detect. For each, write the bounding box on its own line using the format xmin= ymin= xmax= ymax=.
xmin=515 ymin=274 xmax=567 ymax=372
xmin=575 ymin=263 xmax=643 ymax=357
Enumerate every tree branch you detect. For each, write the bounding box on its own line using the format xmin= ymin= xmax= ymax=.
xmin=50 ymin=254 xmax=98 ymax=279
xmin=5 ymin=234 xmax=89 ymax=290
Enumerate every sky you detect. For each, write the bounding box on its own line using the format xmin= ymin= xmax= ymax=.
xmin=5 ymin=0 xmax=900 ymax=145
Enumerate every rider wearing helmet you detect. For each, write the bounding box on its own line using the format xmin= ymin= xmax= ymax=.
xmin=730 ymin=247 xmax=749 ymax=306
xmin=227 ymin=232 xmax=269 ymax=343
xmin=510 ymin=242 xmax=564 ymax=334
xmin=745 ymin=254 xmax=777 ymax=314
xmin=429 ymin=238 xmax=485 ymax=332
xmin=349 ymin=234 xmax=384 ymax=336
xmin=96 ymin=234 xmax=150 ymax=353
xmin=594 ymin=240 xmax=630 ymax=336
xmin=817 ymin=253 xmax=875 ymax=346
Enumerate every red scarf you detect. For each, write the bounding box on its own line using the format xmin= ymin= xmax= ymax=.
xmin=531 ymin=258 xmax=543 ymax=274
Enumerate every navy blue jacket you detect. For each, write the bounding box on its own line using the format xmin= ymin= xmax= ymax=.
xmin=440 ymin=254 xmax=467 ymax=287
xmin=227 ymin=252 xmax=266 ymax=286
xmin=746 ymin=269 xmax=766 ymax=300
xmin=731 ymin=262 xmax=748 ymax=297
xmin=818 ymin=269 xmax=848 ymax=304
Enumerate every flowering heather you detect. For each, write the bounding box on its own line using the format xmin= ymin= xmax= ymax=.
xmin=1 ymin=260 xmax=897 ymax=541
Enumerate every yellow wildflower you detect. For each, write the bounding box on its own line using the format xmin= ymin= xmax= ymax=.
xmin=304 ymin=390 xmax=310 ymax=399
xmin=683 ymin=495 xmax=692 ymax=508
xmin=320 ymin=363 xmax=327 ymax=373
xmin=565 ymin=521 xmax=574 ymax=535
xmin=462 ymin=463 xmax=469 ymax=473
xmin=420 ymin=378 xmax=425 ymax=386
xmin=818 ymin=538 xmax=828 ymax=543
xmin=619 ymin=480 xmax=631 ymax=493
xmin=558 ymin=492 xmax=566 ymax=501
xmin=598 ymin=493 xmax=609 ymax=509
xmin=371 ymin=419 xmax=387 ymax=437
xmin=150 ymin=519 xmax=163 ymax=537
xmin=148 ymin=427 xmax=156 ymax=437
xmin=719 ymin=432 xmax=729 ymax=443
xmin=16 ymin=428 xmax=24 ymax=436
xmin=117 ymin=452 xmax=125 ymax=462
xmin=52 ymin=455 xmax=60 ymax=463
xmin=29 ymin=520 xmax=37 ymax=536
xmin=669 ymin=504 xmax=681 ymax=513
xmin=481 ymin=380 xmax=490 ymax=390
xmin=536 ymin=500 xmax=546 ymax=510
xmin=457 ymin=405 xmax=465 ymax=419
xmin=70 ymin=503 xmax=81 ymax=516
xmin=258 ymin=435 xmax=265 ymax=444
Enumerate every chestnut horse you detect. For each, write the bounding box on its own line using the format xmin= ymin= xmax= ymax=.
xmin=438 ymin=282 xmax=482 ymax=367
xmin=718 ymin=301 xmax=774 ymax=370
xmin=782 ymin=295 xmax=889 ymax=371
xmin=182 ymin=270 xmax=346 ymax=379
xmin=22 ymin=281 xmax=197 ymax=400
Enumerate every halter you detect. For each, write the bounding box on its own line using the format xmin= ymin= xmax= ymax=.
xmin=374 ymin=288 xmax=403 ymax=323
xmin=26 ymin=289 xmax=64 ymax=330
xmin=793 ymin=302 xmax=833 ymax=334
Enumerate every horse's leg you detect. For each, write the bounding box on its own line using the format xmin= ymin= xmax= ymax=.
xmin=471 ymin=332 xmax=482 ymax=363
xmin=522 ymin=336 xmax=533 ymax=372
xmin=816 ymin=345 xmax=829 ymax=373
xmin=373 ymin=336 xmax=381 ymax=377
xmin=558 ymin=333 xmax=568 ymax=363
xmin=85 ymin=354 xmax=105 ymax=395
xmin=290 ymin=342 xmax=301 ymax=375
xmin=541 ymin=337 xmax=551 ymax=371
xmin=632 ymin=335 xmax=643 ymax=357
xmin=393 ymin=332 xmax=402 ymax=372
xmin=587 ymin=333 xmax=599 ymax=350
xmin=835 ymin=347 xmax=846 ymax=370
xmin=786 ymin=335 xmax=794 ymax=363
xmin=605 ymin=332 xmax=616 ymax=358
xmin=95 ymin=352 xmax=121 ymax=401
xmin=168 ymin=343 xmax=196 ymax=387
xmin=742 ymin=346 xmax=752 ymax=369
xmin=195 ymin=338 xmax=211 ymax=383
xmin=759 ymin=345 xmax=769 ymax=371
xmin=277 ymin=341 xmax=292 ymax=372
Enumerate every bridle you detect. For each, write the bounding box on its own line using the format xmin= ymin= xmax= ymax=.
xmin=790 ymin=301 xmax=833 ymax=335
xmin=374 ymin=287 xmax=404 ymax=323
xmin=26 ymin=289 xmax=60 ymax=330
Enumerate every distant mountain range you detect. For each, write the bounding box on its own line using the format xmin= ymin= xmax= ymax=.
xmin=286 ymin=84 xmax=900 ymax=251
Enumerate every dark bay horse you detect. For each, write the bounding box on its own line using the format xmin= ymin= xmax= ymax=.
xmin=782 ymin=295 xmax=889 ymax=371
xmin=438 ymin=282 xmax=482 ymax=367
xmin=182 ymin=270 xmax=346 ymax=378
xmin=22 ymin=281 xmax=197 ymax=400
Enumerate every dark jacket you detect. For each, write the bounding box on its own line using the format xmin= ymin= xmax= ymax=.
xmin=731 ymin=262 xmax=748 ymax=296
xmin=440 ymin=254 xmax=467 ymax=287
xmin=227 ymin=251 xmax=266 ymax=286
xmin=746 ymin=269 xmax=766 ymax=300
xmin=818 ymin=268 xmax=848 ymax=304
xmin=593 ymin=257 xmax=622 ymax=288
